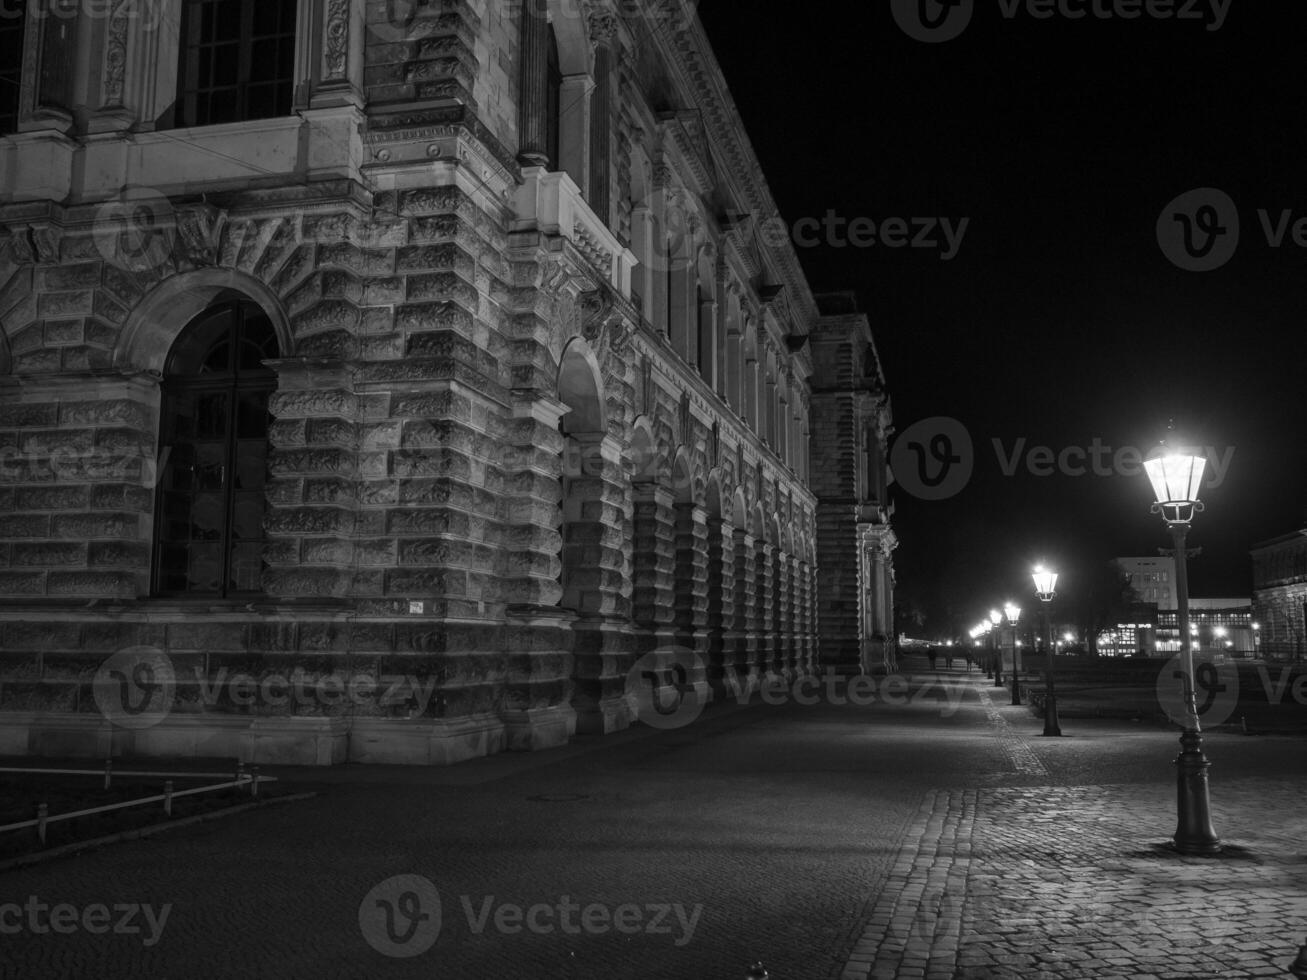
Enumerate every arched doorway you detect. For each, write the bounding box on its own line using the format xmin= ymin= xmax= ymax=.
xmin=152 ymin=298 xmax=279 ymax=596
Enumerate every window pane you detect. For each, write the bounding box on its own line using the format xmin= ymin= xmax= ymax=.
xmin=176 ymin=0 xmax=297 ymax=127
xmin=188 ymin=544 xmax=224 ymax=591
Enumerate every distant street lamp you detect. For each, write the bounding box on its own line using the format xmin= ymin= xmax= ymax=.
xmin=1032 ymin=565 xmax=1061 ymax=736
xmin=990 ymin=608 xmax=1004 ymax=687
xmin=1005 ymin=602 xmax=1023 ymax=705
xmin=1144 ymin=443 xmax=1220 ymax=855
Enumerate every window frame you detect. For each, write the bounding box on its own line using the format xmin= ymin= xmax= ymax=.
xmin=174 ymin=0 xmax=298 ymax=129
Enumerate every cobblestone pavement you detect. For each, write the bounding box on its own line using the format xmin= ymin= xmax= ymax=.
xmin=844 ymin=676 xmax=1307 ymax=980
xmin=3 ymin=662 xmax=1307 ymax=979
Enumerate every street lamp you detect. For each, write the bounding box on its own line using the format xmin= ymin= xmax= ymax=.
xmin=1144 ymin=442 xmax=1220 ymax=855
xmin=990 ymin=609 xmax=1003 ymax=687
xmin=1032 ymin=565 xmax=1061 ymax=736
xmin=1005 ymin=602 xmax=1023 ymax=705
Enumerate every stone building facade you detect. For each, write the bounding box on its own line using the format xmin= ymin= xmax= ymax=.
xmin=1251 ymin=530 xmax=1307 ymax=662
xmin=807 ymin=293 xmax=896 ymax=673
xmin=0 ymin=0 xmax=893 ymax=764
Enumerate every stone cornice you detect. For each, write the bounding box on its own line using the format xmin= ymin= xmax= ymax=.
xmin=650 ymin=8 xmax=820 ymax=334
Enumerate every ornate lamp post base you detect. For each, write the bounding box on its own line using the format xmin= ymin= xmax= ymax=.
xmin=1289 ymin=941 xmax=1307 ymax=978
xmin=1173 ymin=730 xmax=1221 ymax=855
xmin=1042 ymin=690 xmax=1062 ymax=736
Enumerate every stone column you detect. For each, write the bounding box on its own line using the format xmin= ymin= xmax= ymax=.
xmin=558 ymin=73 xmax=594 ymax=187
xmin=790 ymin=553 xmax=805 ymax=675
xmin=517 ymin=0 xmax=550 ymax=166
xmin=796 ymin=559 xmax=812 ymax=674
xmin=630 ymin=205 xmax=654 ymax=320
xmin=631 ymin=484 xmax=676 ymax=650
xmin=562 ymin=433 xmax=632 ymax=734
xmin=698 ymin=297 xmax=718 ymax=384
xmin=705 ymin=517 xmax=735 ymax=699
xmin=588 ymin=34 xmax=614 ymax=220
xmin=773 ymin=547 xmax=790 ymax=680
xmin=731 ymin=528 xmax=757 ymax=694
xmin=755 ymin=541 xmax=774 ymax=680
xmin=672 ymin=502 xmax=711 ymax=705
xmin=497 ymin=398 xmax=573 ymax=749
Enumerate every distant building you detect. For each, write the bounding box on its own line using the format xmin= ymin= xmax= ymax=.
xmin=1156 ymin=598 xmax=1256 ymax=658
xmin=1097 ymin=556 xmax=1176 ymax=656
xmin=1116 ymin=556 xmax=1176 ymax=609
xmin=1251 ymin=530 xmax=1307 ymax=663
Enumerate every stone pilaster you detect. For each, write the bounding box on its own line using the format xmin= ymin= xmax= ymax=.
xmin=773 ymin=547 xmax=791 ymax=680
xmin=789 ymin=554 xmax=805 ymax=675
xmin=672 ymin=502 xmax=710 ymax=704
xmin=704 ymin=517 xmax=734 ymax=699
xmin=755 ymin=541 xmax=774 ymax=680
xmin=498 ymin=397 xmax=573 ymax=749
xmin=730 ymin=528 xmax=757 ymax=694
xmin=562 ymin=433 xmax=632 ymax=734
xmin=364 ymin=0 xmax=481 ymax=109
xmin=631 ymin=484 xmax=676 ymax=648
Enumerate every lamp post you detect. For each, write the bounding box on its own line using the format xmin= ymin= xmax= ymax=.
xmin=1144 ymin=443 xmax=1220 ymax=856
xmin=1005 ymin=602 xmax=1023 ymax=705
xmin=990 ymin=609 xmax=1003 ymax=687
xmin=1032 ymin=565 xmax=1061 ymax=736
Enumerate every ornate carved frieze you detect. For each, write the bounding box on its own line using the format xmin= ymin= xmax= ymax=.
xmin=100 ymin=2 xmax=130 ymax=108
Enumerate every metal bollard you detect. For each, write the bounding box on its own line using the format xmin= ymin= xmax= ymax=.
xmin=746 ymin=963 xmax=769 ymax=980
xmin=164 ymin=780 xmax=173 ymax=817
xmin=251 ymin=766 xmax=260 ymax=799
xmin=36 ymin=803 xmax=47 ymax=845
xmin=104 ymin=758 xmax=112 ymax=790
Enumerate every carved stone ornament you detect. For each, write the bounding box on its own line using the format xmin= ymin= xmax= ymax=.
xmin=581 ymin=287 xmax=615 ymax=340
xmin=175 ymin=204 xmax=228 ymax=268
xmin=584 ymin=1 xmax=618 ymax=43
xmin=323 ymin=0 xmax=351 ymax=80
xmin=101 ymin=0 xmax=130 ymax=107
xmin=12 ymin=225 xmax=61 ymax=265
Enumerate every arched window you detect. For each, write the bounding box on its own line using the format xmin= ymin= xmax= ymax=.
xmin=175 ymin=0 xmax=298 ymax=127
xmin=153 ymin=301 xmax=278 ymax=596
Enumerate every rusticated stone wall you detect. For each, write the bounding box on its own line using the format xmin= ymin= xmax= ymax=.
xmin=0 ymin=0 xmax=842 ymax=766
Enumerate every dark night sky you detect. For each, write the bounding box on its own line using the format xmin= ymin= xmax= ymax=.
xmin=698 ymin=0 xmax=1307 ymax=634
